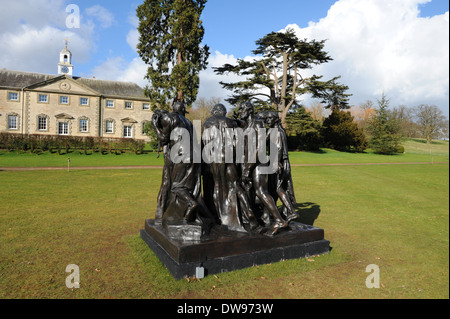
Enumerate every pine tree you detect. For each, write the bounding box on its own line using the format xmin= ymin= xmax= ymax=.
xmin=285 ymin=106 xmax=322 ymax=151
xmin=137 ymin=0 xmax=210 ymax=109
xmin=367 ymin=94 xmax=402 ymax=154
xmin=322 ymin=109 xmax=368 ymax=152
xmin=214 ymin=28 xmax=350 ymax=128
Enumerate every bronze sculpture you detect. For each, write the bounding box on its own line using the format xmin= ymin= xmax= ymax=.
xmin=152 ymin=101 xmax=300 ymax=237
xmin=258 ymin=110 xmax=300 ymax=223
xmin=141 ymin=100 xmax=330 ymax=279
xmin=151 ymin=102 xmax=214 ymax=238
xmin=202 ymin=103 xmax=259 ymax=233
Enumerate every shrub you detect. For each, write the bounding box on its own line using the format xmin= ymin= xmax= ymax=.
xmin=322 ymin=109 xmax=368 ymax=152
xmin=396 ymin=145 xmax=405 ymax=154
xmin=285 ymin=107 xmax=323 ymax=151
xmin=0 ymin=133 xmax=148 ymax=155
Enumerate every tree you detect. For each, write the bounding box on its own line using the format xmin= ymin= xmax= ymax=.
xmin=350 ymin=100 xmax=377 ymax=134
xmin=322 ymin=109 xmax=368 ymax=152
xmin=137 ymin=0 xmax=210 ymax=109
xmin=214 ymin=28 xmax=350 ymax=128
xmin=285 ymin=106 xmax=322 ymax=151
xmin=391 ymin=105 xmax=419 ymax=138
xmin=305 ymin=101 xmax=327 ymax=122
xmin=367 ymin=94 xmax=402 ymax=154
xmin=414 ymin=104 xmax=448 ymax=143
xmin=186 ymin=97 xmax=221 ymax=126
xmin=143 ymin=121 xmax=159 ymax=151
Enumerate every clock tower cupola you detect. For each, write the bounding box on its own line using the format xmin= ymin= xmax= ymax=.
xmin=58 ymin=39 xmax=74 ymax=76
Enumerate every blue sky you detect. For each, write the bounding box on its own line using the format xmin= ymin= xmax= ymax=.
xmin=0 ymin=0 xmax=448 ymax=117
xmin=66 ymin=0 xmax=342 ymax=74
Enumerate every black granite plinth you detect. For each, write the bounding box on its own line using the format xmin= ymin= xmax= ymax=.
xmin=140 ymin=219 xmax=330 ymax=280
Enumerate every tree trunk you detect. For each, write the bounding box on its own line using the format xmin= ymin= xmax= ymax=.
xmin=280 ymin=52 xmax=288 ymax=115
xmin=280 ymin=108 xmax=289 ymax=129
xmin=177 ymin=17 xmax=184 ymax=103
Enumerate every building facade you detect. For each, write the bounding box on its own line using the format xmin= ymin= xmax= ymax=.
xmin=0 ymin=45 xmax=152 ymax=141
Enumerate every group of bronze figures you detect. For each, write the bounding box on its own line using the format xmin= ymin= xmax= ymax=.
xmin=152 ymin=101 xmax=300 ymax=237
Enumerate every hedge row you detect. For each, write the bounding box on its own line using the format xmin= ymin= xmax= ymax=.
xmin=0 ymin=133 xmax=147 ymax=155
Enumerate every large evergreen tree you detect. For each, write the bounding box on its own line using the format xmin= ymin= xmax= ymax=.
xmin=322 ymin=109 xmax=368 ymax=152
xmin=137 ymin=0 xmax=210 ymax=109
xmin=214 ymin=28 xmax=351 ymax=128
xmin=285 ymin=106 xmax=322 ymax=151
xmin=367 ymin=94 xmax=402 ymax=154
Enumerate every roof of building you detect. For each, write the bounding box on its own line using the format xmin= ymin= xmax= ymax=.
xmin=0 ymin=70 xmax=58 ymax=89
xmin=0 ymin=69 xmax=148 ymax=100
xmin=60 ymin=47 xmax=72 ymax=55
xmin=75 ymin=77 xmax=147 ymax=99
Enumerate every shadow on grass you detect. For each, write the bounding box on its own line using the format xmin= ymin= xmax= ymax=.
xmin=290 ymin=149 xmax=327 ymax=154
xmin=277 ymin=202 xmax=321 ymax=226
xmin=409 ymin=138 xmax=440 ymax=145
xmin=295 ymin=202 xmax=321 ymax=226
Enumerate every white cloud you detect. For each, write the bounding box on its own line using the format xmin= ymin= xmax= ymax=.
xmin=197 ymin=51 xmax=240 ymax=107
xmin=0 ymin=0 xmax=67 ymax=33
xmin=281 ymin=0 xmax=449 ymax=115
xmin=90 ymin=56 xmax=148 ymax=87
xmin=126 ymin=29 xmax=140 ymax=51
xmin=117 ymin=57 xmax=148 ymax=86
xmin=85 ymin=5 xmax=115 ymax=29
xmin=90 ymin=50 xmax=247 ymax=110
xmin=0 ymin=24 xmax=91 ymax=74
xmin=0 ymin=0 xmax=95 ymax=74
xmin=197 ymin=51 xmax=275 ymax=111
xmin=76 ymin=0 xmax=449 ymax=118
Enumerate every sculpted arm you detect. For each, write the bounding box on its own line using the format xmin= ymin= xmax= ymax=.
xmin=152 ymin=112 xmax=172 ymax=146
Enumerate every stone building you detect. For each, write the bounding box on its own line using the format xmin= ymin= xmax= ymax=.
xmin=0 ymin=44 xmax=152 ymax=141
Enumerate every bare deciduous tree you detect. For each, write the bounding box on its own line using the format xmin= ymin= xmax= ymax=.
xmin=414 ymin=104 xmax=448 ymax=143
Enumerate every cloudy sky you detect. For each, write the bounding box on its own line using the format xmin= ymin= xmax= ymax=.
xmin=0 ymin=0 xmax=448 ymax=117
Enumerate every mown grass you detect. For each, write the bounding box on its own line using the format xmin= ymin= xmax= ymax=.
xmin=0 ymin=149 xmax=165 ymax=168
xmin=0 ymin=138 xmax=448 ymax=168
xmin=0 ymin=162 xmax=448 ymax=299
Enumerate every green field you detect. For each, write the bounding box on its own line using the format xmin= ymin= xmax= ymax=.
xmin=0 ymin=139 xmax=448 ymax=299
xmin=0 ymin=138 xmax=448 ymax=168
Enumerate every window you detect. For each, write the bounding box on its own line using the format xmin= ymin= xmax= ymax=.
xmin=143 ymin=103 xmax=150 ymax=110
xmin=123 ymin=125 xmax=132 ymax=138
xmin=38 ymin=94 xmax=48 ymax=103
xmin=38 ymin=116 xmax=47 ymax=131
xmin=58 ymin=122 xmax=69 ymax=135
xmin=106 ymin=100 xmax=114 ymax=108
xmin=8 ymin=115 xmax=18 ymax=130
xmin=80 ymin=97 xmax=89 ymax=106
xmin=79 ymin=119 xmax=88 ymax=132
xmin=125 ymin=101 xmax=133 ymax=109
xmin=59 ymin=96 xmax=69 ymax=104
xmin=8 ymin=92 xmax=19 ymax=101
xmin=105 ymin=120 xmax=114 ymax=134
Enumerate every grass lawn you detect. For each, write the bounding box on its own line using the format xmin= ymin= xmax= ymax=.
xmin=0 ymin=149 xmax=165 ymax=168
xmin=0 ymin=138 xmax=448 ymax=168
xmin=0 ymin=163 xmax=448 ymax=299
xmin=0 ymin=138 xmax=448 ymax=299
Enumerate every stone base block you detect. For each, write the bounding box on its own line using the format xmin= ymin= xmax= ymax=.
xmin=140 ymin=219 xmax=331 ymax=280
